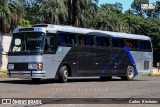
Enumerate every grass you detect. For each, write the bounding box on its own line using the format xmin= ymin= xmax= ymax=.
xmin=0 ymin=70 xmax=7 ymax=78
xmin=149 ymin=73 xmax=160 ymax=76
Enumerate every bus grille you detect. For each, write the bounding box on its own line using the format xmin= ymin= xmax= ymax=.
xmin=144 ymin=61 xmax=149 ymax=70
xmin=14 ymin=63 xmax=28 ymax=71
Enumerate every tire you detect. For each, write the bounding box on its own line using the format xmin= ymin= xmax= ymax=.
xmin=58 ymin=66 xmax=68 ymax=83
xmin=32 ymin=78 xmax=40 ymax=83
xmin=100 ymin=76 xmax=112 ymax=81
xmin=121 ymin=66 xmax=135 ymax=81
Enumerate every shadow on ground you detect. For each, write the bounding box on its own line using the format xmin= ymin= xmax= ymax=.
xmin=0 ymin=77 xmax=146 ymax=85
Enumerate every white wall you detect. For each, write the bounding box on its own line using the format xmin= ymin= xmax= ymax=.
xmin=0 ymin=33 xmax=12 ymax=70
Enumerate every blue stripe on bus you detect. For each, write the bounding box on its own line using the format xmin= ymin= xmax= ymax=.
xmin=113 ymin=52 xmax=126 ymax=75
xmin=125 ymin=47 xmax=138 ymax=76
xmin=100 ymin=50 xmax=121 ymax=76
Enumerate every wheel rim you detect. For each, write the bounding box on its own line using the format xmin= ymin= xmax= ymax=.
xmin=64 ymin=70 xmax=68 ymax=80
xmin=128 ymin=67 xmax=134 ymax=78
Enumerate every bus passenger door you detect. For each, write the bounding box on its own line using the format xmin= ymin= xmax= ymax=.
xmin=43 ymin=33 xmax=59 ymax=78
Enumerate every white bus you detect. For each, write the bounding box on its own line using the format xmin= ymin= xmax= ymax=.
xmin=7 ymin=24 xmax=153 ymax=82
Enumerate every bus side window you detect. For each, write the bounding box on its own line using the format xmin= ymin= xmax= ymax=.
xmin=71 ymin=39 xmax=74 ymax=45
xmin=58 ymin=33 xmax=77 ymax=46
xmin=125 ymin=40 xmax=130 ymax=48
xmin=86 ymin=36 xmax=93 ymax=46
xmin=126 ymin=39 xmax=138 ymax=50
xmin=140 ymin=41 xmax=151 ymax=51
xmin=96 ymin=37 xmax=101 ymax=46
xmin=44 ymin=38 xmax=49 ymax=52
xmin=58 ymin=35 xmax=65 ymax=45
xmin=120 ymin=39 xmax=125 ymax=48
xmin=78 ymin=35 xmax=85 ymax=45
xmin=112 ymin=38 xmax=120 ymax=48
xmin=82 ymin=37 xmax=85 ymax=45
xmin=44 ymin=33 xmax=56 ymax=53
xmin=132 ymin=40 xmax=138 ymax=49
xmin=96 ymin=37 xmax=110 ymax=47
xmin=69 ymin=34 xmax=77 ymax=45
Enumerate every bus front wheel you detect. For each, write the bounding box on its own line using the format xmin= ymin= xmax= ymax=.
xmin=121 ymin=66 xmax=135 ymax=81
xmin=58 ymin=66 xmax=68 ymax=83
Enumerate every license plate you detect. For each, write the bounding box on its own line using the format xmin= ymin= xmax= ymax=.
xmin=17 ymin=72 xmax=23 ymax=75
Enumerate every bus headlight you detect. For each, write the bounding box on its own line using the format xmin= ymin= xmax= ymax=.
xmin=28 ymin=64 xmax=43 ymax=70
xmin=28 ymin=64 xmax=36 ymax=70
xmin=8 ymin=64 xmax=14 ymax=70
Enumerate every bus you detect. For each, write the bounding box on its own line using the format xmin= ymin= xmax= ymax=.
xmin=7 ymin=24 xmax=153 ymax=83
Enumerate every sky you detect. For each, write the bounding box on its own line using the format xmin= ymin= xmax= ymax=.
xmin=98 ymin=0 xmax=158 ymax=12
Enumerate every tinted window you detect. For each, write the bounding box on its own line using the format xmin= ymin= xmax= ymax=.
xmin=58 ymin=33 xmax=77 ymax=46
xmin=78 ymin=35 xmax=85 ymax=45
xmin=44 ymin=33 xmax=56 ymax=53
xmin=125 ymin=39 xmax=138 ymax=49
xmin=86 ymin=36 xmax=93 ymax=46
xmin=140 ymin=41 xmax=151 ymax=51
xmin=112 ymin=38 xmax=124 ymax=48
xmin=78 ymin=35 xmax=94 ymax=46
xmin=96 ymin=37 xmax=110 ymax=47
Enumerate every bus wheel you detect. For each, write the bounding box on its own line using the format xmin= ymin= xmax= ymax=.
xmin=32 ymin=78 xmax=40 ymax=83
xmin=121 ymin=66 xmax=134 ymax=80
xmin=100 ymin=76 xmax=112 ymax=81
xmin=58 ymin=66 xmax=68 ymax=83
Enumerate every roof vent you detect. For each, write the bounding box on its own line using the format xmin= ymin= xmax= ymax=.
xmin=31 ymin=24 xmax=48 ymax=27
xmin=19 ymin=28 xmax=34 ymax=32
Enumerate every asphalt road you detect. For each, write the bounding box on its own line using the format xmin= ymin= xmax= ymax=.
xmin=0 ymin=76 xmax=160 ymax=107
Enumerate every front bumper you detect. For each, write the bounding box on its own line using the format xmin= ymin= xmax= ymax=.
xmin=8 ymin=71 xmax=46 ymax=79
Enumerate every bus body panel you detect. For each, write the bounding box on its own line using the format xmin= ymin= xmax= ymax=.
xmin=8 ymin=47 xmax=71 ymax=79
xmin=61 ymin=46 xmax=133 ymax=77
xmin=8 ymin=55 xmax=43 ymax=63
xmin=43 ymin=46 xmax=71 ymax=78
xmin=131 ymin=51 xmax=153 ymax=74
xmin=8 ymin=55 xmax=44 ymax=78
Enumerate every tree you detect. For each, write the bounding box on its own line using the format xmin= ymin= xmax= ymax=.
xmin=0 ymin=0 xmax=28 ymax=32
xmin=68 ymin=0 xmax=98 ymax=27
xmin=93 ymin=3 xmax=129 ymax=32
xmin=25 ymin=0 xmax=42 ymax=24
xmin=131 ymin=0 xmax=149 ymax=16
xmin=0 ymin=0 xmax=11 ymax=32
xmin=9 ymin=0 xmax=27 ymax=28
xmin=40 ymin=0 xmax=68 ymax=24
xmin=101 ymin=2 xmax=123 ymax=14
xmin=154 ymin=1 xmax=160 ymax=18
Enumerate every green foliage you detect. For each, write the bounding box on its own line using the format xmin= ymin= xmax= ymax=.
xmin=68 ymin=0 xmax=98 ymax=27
xmin=131 ymin=0 xmax=149 ymax=16
xmin=40 ymin=0 xmax=68 ymax=24
xmin=0 ymin=70 xmax=7 ymax=78
xmin=19 ymin=18 xmax=30 ymax=27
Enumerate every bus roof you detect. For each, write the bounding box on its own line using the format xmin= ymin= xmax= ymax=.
xmin=15 ymin=24 xmax=151 ymax=40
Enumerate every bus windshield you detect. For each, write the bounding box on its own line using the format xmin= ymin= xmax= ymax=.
xmin=10 ymin=32 xmax=45 ymax=52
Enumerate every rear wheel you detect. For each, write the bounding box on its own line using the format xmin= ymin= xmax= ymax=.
xmin=121 ymin=66 xmax=135 ymax=80
xmin=100 ymin=76 xmax=112 ymax=81
xmin=58 ymin=66 xmax=68 ymax=83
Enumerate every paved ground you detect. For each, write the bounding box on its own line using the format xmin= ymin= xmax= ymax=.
xmin=0 ymin=76 xmax=160 ymax=107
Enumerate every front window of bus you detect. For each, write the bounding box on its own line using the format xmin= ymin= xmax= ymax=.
xmin=9 ymin=32 xmax=45 ymax=53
